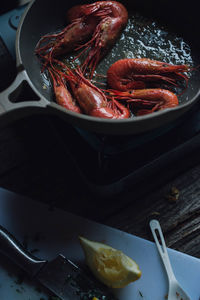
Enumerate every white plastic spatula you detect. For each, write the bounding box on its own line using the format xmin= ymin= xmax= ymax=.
xmin=149 ymin=219 xmax=191 ymax=300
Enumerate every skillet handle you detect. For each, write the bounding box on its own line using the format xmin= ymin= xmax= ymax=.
xmin=0 ymin=70 xmax=49 ymax=125
xmin=0 ymin=225 xmax=47 ymax=277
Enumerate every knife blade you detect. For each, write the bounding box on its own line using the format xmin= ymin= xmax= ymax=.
xmin=0 ymin=225 xmax=118 ymax=300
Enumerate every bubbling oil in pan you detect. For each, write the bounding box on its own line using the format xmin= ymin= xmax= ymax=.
xmin=98 ymin=13 xmax=194 ymax=68
xmin=94 ymin=13 xmax=195 ymax=102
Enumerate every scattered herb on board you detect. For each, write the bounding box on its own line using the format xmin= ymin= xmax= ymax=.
xmin=165 ymin=186 xmax=180 ymax=203
xmin=139 ymin=290 xmax=144 ymax=297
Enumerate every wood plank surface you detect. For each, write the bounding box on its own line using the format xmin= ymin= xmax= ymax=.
xmin=104 ymin=166 xmax=200 ymax=258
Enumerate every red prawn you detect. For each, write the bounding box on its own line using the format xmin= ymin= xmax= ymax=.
xmin=107 ymin=58 xmax=190 ymax=91
xmin=54 ymin=63 xmax=130 ymax=119
xmin=48 ymin=68 xmax=81 ymax=113
xmin=35 ymin=1 xmax=128 ymax=76
xmin=35 ymin=15 xmax=98 ymax=59
xmin=108 ymin=88 xmax=179 ymax=115
xmin=70 ymin=1 xmax=128 ymax=75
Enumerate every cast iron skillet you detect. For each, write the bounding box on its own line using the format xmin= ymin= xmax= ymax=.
xmin=0 ymin=0 xmax=200 ymax=135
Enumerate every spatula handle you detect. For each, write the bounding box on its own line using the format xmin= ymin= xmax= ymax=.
xmin=0 ymin=225 xmax=46 ymax=276
xmin=149 ymin=219 xmax=176 ymax=283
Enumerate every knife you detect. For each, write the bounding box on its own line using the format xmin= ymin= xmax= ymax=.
xmin=0 ymin=225 xmax=118 ymax=300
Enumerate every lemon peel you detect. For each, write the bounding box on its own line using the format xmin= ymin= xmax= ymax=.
xmin=79 ymin=236 xmax=141 ymax=288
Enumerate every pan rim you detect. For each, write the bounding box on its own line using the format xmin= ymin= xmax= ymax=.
xmin=16 ymin=0 xmax=35 ymax=68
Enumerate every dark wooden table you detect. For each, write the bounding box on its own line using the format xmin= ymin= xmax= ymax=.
xmin=0 ymin=114 xmax=199 ymax=259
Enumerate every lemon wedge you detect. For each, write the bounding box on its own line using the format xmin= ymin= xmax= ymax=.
xmin=79 ymin=236 xmax=141 ymax=288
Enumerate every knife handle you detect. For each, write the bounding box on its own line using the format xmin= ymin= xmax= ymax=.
xmin=0 ymin=225 xmax=46 ymax=276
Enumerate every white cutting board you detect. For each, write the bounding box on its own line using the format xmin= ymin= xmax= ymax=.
xmin=0 ymin=187 xmax=199 ymax=300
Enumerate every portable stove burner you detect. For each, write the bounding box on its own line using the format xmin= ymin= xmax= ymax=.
xmin=1 ymin=4 xmax=200 ymax=199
